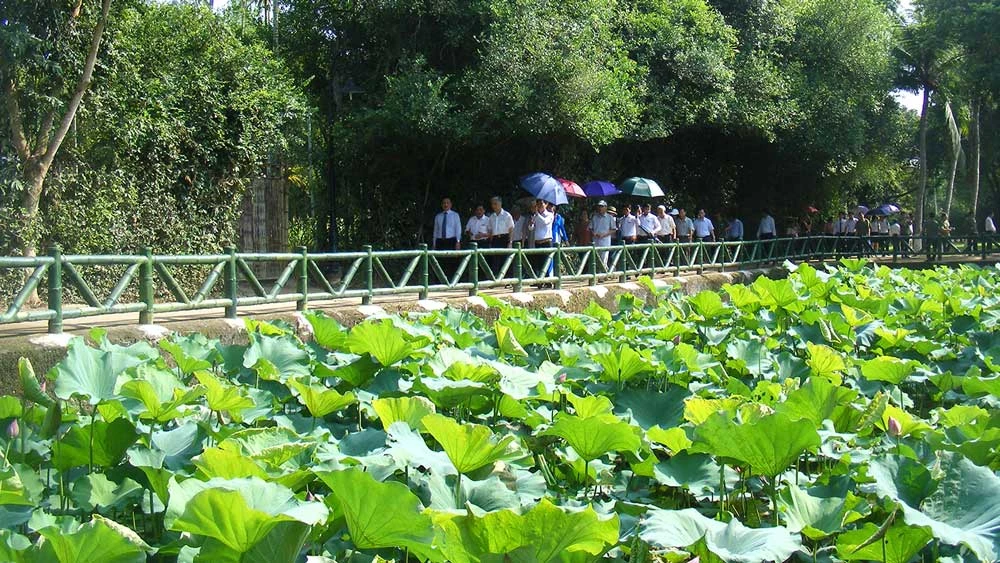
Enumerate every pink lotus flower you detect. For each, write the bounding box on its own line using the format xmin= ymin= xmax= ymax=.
xmin=887 ymin=417 xmax=902 ymax=437
xmin=557 ymin=373 xmax=567 ymax=383
xmin=7 ymin=420 xmax=19 ymax=439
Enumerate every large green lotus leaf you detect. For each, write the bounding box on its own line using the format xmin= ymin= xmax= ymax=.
xmin=692 ymin=412 xmax=820 ymax=477
xmin=165 ymin=477 xmax=328 ymax=530
xmin=414 ymin=377 xmax=489 ymax=408
xmin=726 ymin=338 xmax=773 ymax=377
xmin=51 ymin=339 xmax=121 ymax=405
xmin=542 ymin=413 xmax=641 ymax=462
xmin=194 ymin=371 xmax=255 ymax=419
xmin=193 ymin=447 xmax=269 ymax=480
xmin=238 ymin=521 xmax=312 ymax=563
xmin=314 ymin=355 xmax=381 ymax=388
xmin=805 ymin=343 xmax=846 ymax=384
xmin=567 ymin=394 xmax=614 ymax=419
xmin=434 ymin=499 xmax=618 ymax=563
xmin=159 ymin=333 xmax=220 ymax=375
xmin=689 ymin=290 xmax=730 ymax=320
xmin=778 ymin=485 xmax=854 ymax=539
xmin=36 ymin=515 xmax=151 ymax=563
xmin=495 ymin=323 xmax=528 ymax=357
xmin=287 ymin=377 xmax=355 ymax=418
xmin=348 ymin=319 xmax=424 ymax=366
xmin=71 ymin=473 xmax=144 ymax=512
xmin=372 ymin=396 xmax=436 ymax=430
xmin=776 ymin=376 xmax=858 ymax=431
xmin=752 ymin=276 xmax=802 ymax=312
xmin=836 ymin=522 xmax=932 ymax=563
xmin=653 ymin=453 xmax=738 ymax=498
xmin=640 ymin=508 xmax=802 ymax=563
xmin=860 ymin=356 xmax=918 ymax=384
xmin=305 ymin=312 xmax=349 ymax=351
xmin=896 ymin=453 xmax=1000 ymax=560
xmin=428 ymin=348 xmax=499 ymax=383
xmin=52 ymin=418 xmax=139 ymax=471
xmin=243 ymin=333 xmax=311 ymax=381
xmin=497 ymin=318 xmax=549 ymax=347
xmin=0 ymin=468 xmax=34 ymax=507
xmin=0 ymin=530 xmax=29 ymax=563
xmin=613 ymin=386 xmax=689 ymax=430
xmin=588 ymin=342 xmax=653 ymax=386
xmin=385 ymin=422 xmax=457 ymax=476
xmin=171 ymin=488 xmax=299 ymax=554
xmin=318 ymin=468 xmax=434 ymax=551
xmin=423 ymin=413 xmax=520 ymax=474
xmin=495 ymin=362 xmax=558 ymax=401
xmin=962 ymin=374 xmax=1000 ymax=398
xmin=683 ymin=397 xmax=743 ymax=425
xmin=18 ymin=358 xmax=53 ymax=407
xmin=119 ymin=364 xmax=202 ymax=423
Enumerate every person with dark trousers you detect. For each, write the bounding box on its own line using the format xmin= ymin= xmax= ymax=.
xmin=528 ymin=199 xmax=554 ymax=284
xmin=432 ymin=197 xmax=462 ymax=281
xmin=486 ymin=196 xmax=514 ymax=277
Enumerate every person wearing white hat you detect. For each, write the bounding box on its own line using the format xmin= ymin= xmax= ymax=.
xmin=589 ymin=200 xmax=615 ymax=268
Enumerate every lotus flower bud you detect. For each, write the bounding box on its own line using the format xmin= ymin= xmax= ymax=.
xmin=6 ymin=420 xmax=19 ymax=439
xmin=557 ymin=373 xmax=567 ymax=384
xmin=887 ymin=416 xmax=902 ymax=437
xmin=40 ymin=380 xmax=47 ymax=393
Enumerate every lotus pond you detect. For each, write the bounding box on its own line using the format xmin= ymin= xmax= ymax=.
xmin=2 ymin=259 xmax=1000 ymax=562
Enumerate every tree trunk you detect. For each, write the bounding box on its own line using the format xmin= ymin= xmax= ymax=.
xmin=914 ymin=87 xmax=931 ymax=243
xmin=5 ymin=0 xmax=113 ymax=305
xmin=969 ymin=98 xmax=981 ymax=231
xmin=944 ymin=101 xmax=961 ymax=218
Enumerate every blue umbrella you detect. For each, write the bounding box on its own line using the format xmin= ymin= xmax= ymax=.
xmin=581 ymin=180 xmax=622 ymax=198
xmin=519 ymin=173 xmax=568 ymax=206
xmin=878 ymin=203 xmax=901 ymax=214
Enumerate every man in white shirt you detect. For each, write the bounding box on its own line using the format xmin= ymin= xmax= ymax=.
xmin=432 ymin=197 xmax=462 ymax=250
xmin=465 ymin=205 xmax=490 ymax=244
xmin=656 ymin=205 xmax=675 ymax=242
xmin=589 ymin=201 xmax=616 ymax=268
xmin=845 ymin=213 xmax=857 ymax=235
xmin=692 ymin=209 xmax=715 ymax=242
xmin=619 ymin=205 xmax=640 ymax=243
xmin=675 ymin=209 xmax=694 ymax=242
xmin=529 ymin=200 xmax=554 ymax=281
xmin=725 ymin=215 xmax=744 ymax=241
xmin=486 ymin=196 xmax=514 ymax=276
xmin=638 ymin=204 xmax=661 ymax=244
xmin=833 ymin=212 xmax=847 ymax=236
xmin=985 ymin=212 xmax=997 ymax=253
xmin=757 ymin=211 xmax=776 ymax=240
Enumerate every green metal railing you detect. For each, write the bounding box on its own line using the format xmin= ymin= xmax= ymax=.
xmin=0 ymin=234 xmax=994 ymax=334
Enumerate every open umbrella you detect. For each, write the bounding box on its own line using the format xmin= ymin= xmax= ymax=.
xmin=581 ymin=180 xmax=622 ymax=198
xmin=557 ymin=178 xmax=587 ymax=199
xmin=878 ymin=203 xmax=901 ymax=214
xmin=519 ymin=173 xmax=568 ymax=205
xmin=854 ymin=205 xmax=870 ymax=215
xmin=806 ymin=206 xmax=820 ymax=214
xmin=620 ymin=177 xmax=665 ymax=198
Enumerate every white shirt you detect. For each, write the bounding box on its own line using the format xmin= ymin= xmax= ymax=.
xmin=657 ymin=214 xmax=676 ymax=237
xmin=619 ymin=214 xmax=639 ymax=238
xmin=639 ymin=213 xmax=661 ymax=237
xmin=889 ymin=222 xmax=901 ymax=236
xmin=512 ymin=216 xmax=527 ymax=242
xmin=590 ymin=213 xmax=616 ymax=244
xmin=757 ymin=215 xmax=775 ymax=237
xmin=693 ymin=217 xmax=714 ymax=238
xmin=986 ymin=217 xmax=997 ymax=233
xmin=465 ymin=215 xmax=490 ymax=241
xmin=833 ymin=218 xmax=846 ymax=235
xmin=845 ymin=218 xmax=857 ymax=234
xmin=433 ymin=210 xmax=461 ymax=243
xmin=531 ymin=210 xmax=554 ymax=241
xmin=488 ymin=209 xmax=515 ymax=238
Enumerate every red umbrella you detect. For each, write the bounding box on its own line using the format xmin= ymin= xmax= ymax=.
xmin=806 ymin=206 xmax=820 ymax=214
xmin=557 ymin=178 xmax=587 ymax=199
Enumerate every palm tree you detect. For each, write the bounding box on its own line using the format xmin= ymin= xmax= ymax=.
xmin=895 ymin=18 xmax=963 ymax=240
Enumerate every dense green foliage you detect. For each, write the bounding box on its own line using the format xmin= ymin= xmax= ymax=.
xmin=4 ymin=262 xmax=1000 ymax=560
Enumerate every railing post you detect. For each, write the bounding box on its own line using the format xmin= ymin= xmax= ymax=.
xmin=419 ymin=244 xmax=429 ymax=300
xmin=296 ymin=246 xmax=309 ymax=311
xmin=555 ymin=245 xmax=563 ymax=290
xmin=619 ymin=240 xmax=628 ymax=283
xmin=469 ymin=242 xmax=479 ymax=296
xmin=982 ymin=234 xmax=988 ymax=260
xmin=589 ymin=244 xmax=598 ymax=286
xmin=675 ymin=242 xmax=682 ymax=277
xmin=698 ymin=241 xmax=705 ymax=274
xmin=514 ymin=242 xmax=523 ymax=293
xmin=47 ymin=245 xmax=63 ymax=334
xmin=363 ymin=245 xmax=374 ymax=305
xmin=224 ymin=245 xmax=238 ymax=319
xmin=139 ymin=246 xmax=154 ymax=325
xmin=649 ymin=241 xmax=657 ymax=277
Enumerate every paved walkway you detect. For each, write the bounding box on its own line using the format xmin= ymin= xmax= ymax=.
xmin=0 ymin=254 xmax=995 ymax=341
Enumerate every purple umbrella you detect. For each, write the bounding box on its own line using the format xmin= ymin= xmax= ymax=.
xmin=581 ymin=180 xmax=621 ymax=198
